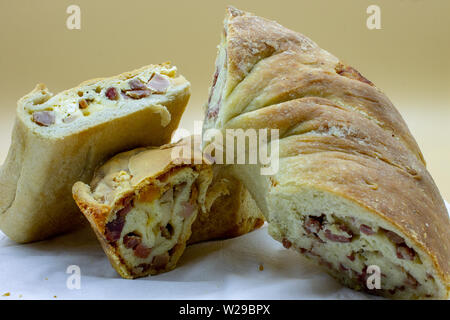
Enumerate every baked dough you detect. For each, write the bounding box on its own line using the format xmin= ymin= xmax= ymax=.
xmin=0 ymin=63 xmax=190 ymax=243
xmin=202 ymin=7 xmax=450 ymax=299
xmin=73 ymin=138 xmax=263 ymax=278
xmin=189 ymin=165 xmax=264 ymax=245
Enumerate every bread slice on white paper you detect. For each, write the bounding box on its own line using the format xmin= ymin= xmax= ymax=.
xmin=203 ymin=7 xmax=449 ymax=299
xmin=0 ymin=63 xmax=190 ymax=243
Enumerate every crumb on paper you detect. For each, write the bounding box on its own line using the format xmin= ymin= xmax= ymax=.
xmin=45 ymin=277 xmax=48 ymax=280
xmin=53 ymin=295 xmax=57 ymax=298
xmin=2 ymin=292 xmax=10 ymax=297
xmin=18 ymin=294 xmax=22 ymax=298
xmin=259 ymin=264 xmax=264 ymax=271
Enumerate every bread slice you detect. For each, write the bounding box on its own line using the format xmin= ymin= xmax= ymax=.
xmin=203 ymin=7 xmax=450 ymax=299
xmin=73 ymin=138 xmax=263 ymax=278
xmin=0 ymin=63 xmax=190 ymax=243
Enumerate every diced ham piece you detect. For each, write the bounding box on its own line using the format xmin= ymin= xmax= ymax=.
xmin=32 ymin=111 xmax=55 ymax=126
xmin=179 ymin=202 xmax=195 ymax=218
xmin=347 ymin=252 xmax=356 ymax=261
xmin=128 ymin=78 xmax=148 ymax=90
xmin=152 ymin=252 xmax=169 ymax=269
xmin=338 ymin=223 xmax=352 ymax=234
xmin=396 ymin=244 xmax=416 ymax=260
xmin=123 ymin=234 xmax=141 ymax=249
xmin=360 ymin=224 xmax=375 ymax=235
xmin=282 ymin=238 xmax=292 ymax=249
xmin=105 ymin=217 xmax=125 ymax=242
xmin=133 ymin=243 xmax=152 ymax=259
xmin=105 ymin=201 xmax=133 ymax=242
xmin=383 ymin=229 xmax=404 ymax=244
xmin=304 ymin=216 xmax=322 ymax=234
xmin=324 ymin=227 xmax=353 ymax=243
xmin=105 ymin=87 xmax=119 ymax=100
xmin=148 ymin=74 xmax=170 ymax=93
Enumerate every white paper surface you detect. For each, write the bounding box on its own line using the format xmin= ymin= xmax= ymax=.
xmin=0 ymin=202 xmax=448 ymax=300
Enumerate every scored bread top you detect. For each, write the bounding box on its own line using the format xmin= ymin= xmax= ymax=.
xmin=73 ymin=137 xmax=213 ymax=231
xmin=18 ymin=62 xmax=190 ymax=137
xmin=206 ymin=7 xmax=424 ymax=164
xmin=205 ymin=6 xmax=450 ymax=287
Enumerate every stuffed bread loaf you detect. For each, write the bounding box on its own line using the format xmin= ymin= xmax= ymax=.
xmin=202 ymin=7 xmax=450 ymax=299
xmin=0 ymin=63 xmax=190 ymax=243
xmin=73 ymin=137 xmax=264 ymax=278
xmin=189 ymin=164 xmax=264 ymax=245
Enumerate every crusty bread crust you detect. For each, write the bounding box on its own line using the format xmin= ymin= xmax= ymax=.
xmin=203 ymin=7 xmax=449 ymax=299
xmin=0 ymin=63 xmax=190 ymax=243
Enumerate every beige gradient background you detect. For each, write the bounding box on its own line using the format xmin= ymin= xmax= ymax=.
xmin=0 ymin=0 xmax=449 ymax=200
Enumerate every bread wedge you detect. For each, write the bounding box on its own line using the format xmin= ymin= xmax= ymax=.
xmin=202 ymin=7 xmax=450 ymax=299
xmin=0 ymin=63 xmax=190 ymax=243
xmin=189 ymin=165 xmax=264 ymax=245
xmin=73 ymin=137 xmax=263 ymax=278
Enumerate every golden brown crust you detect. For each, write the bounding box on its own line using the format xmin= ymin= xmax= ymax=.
xmin=218 ymin=14 xmax=424 ymax=163
xmin=204 ymin=6 xmax=449 ymax=297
